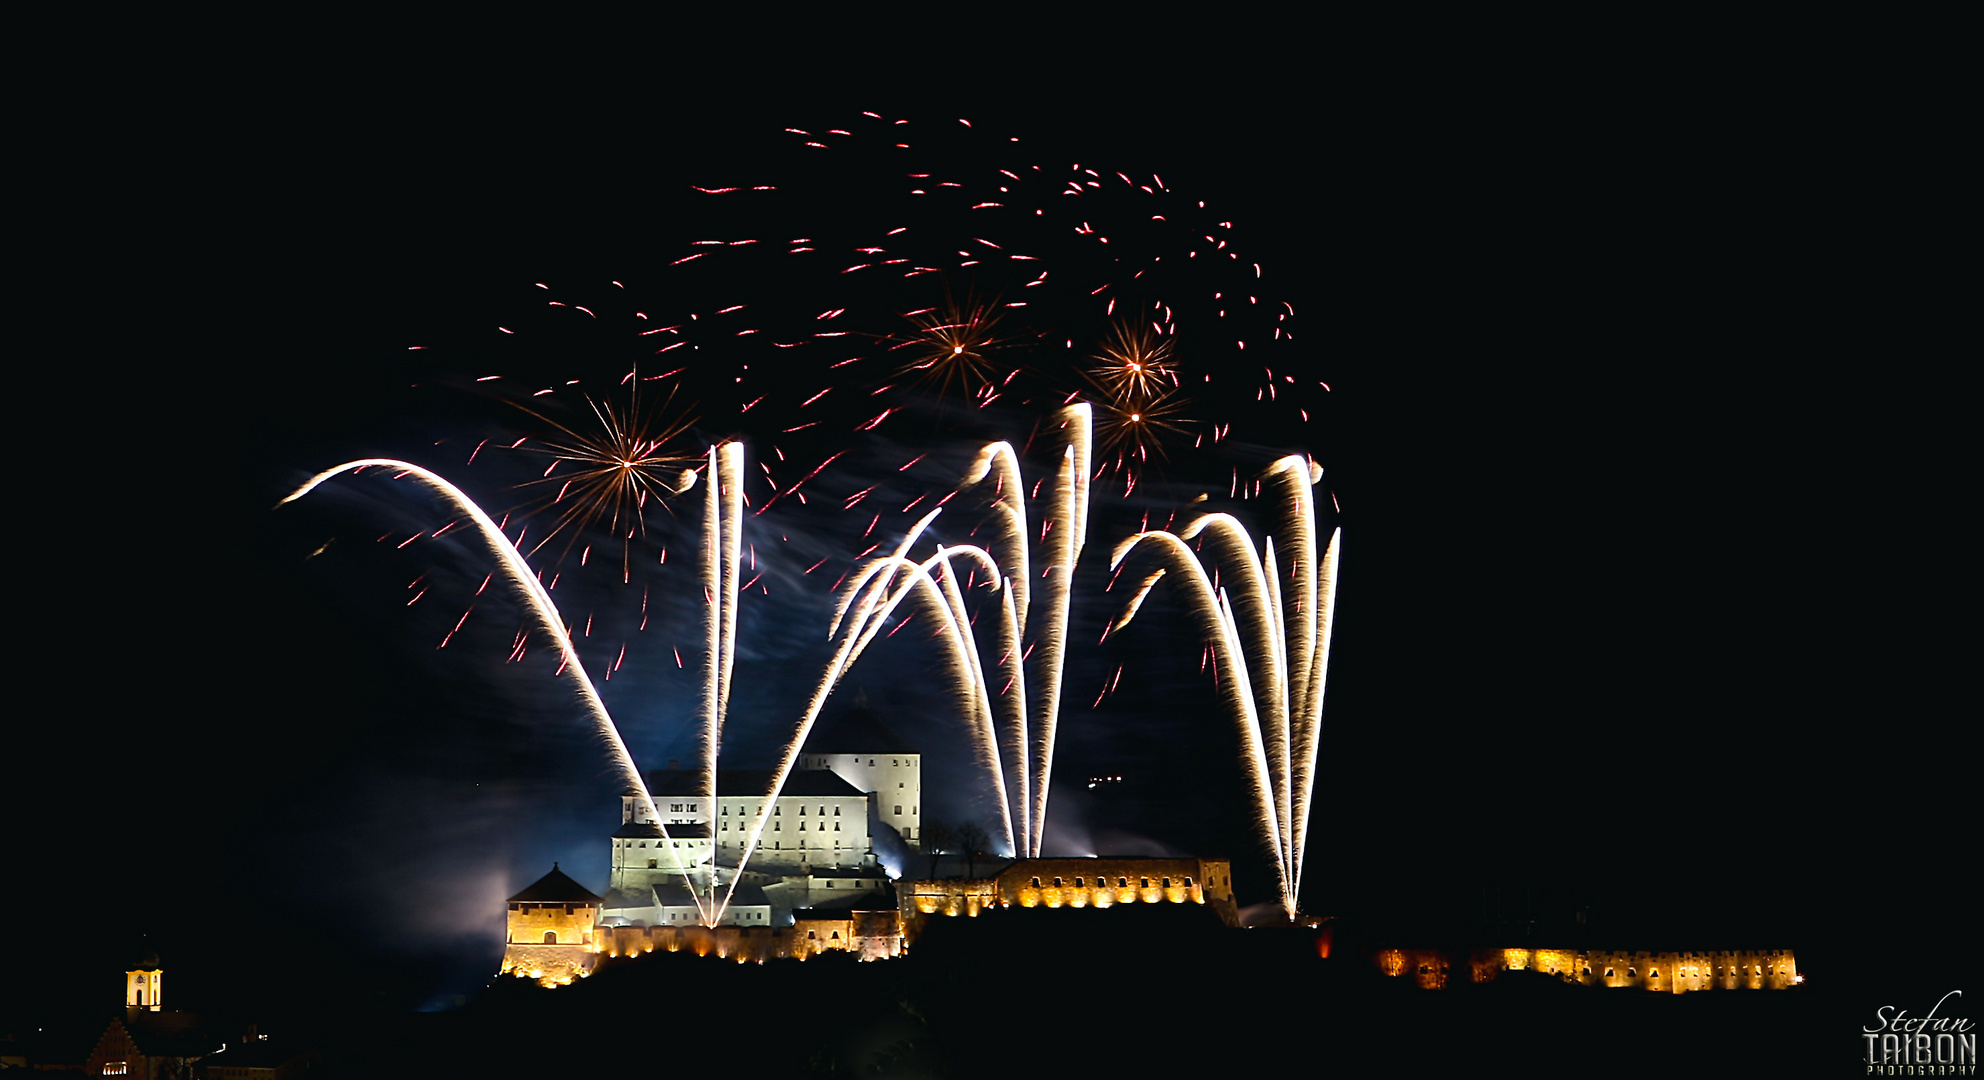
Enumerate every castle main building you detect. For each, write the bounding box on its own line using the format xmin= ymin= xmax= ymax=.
xmin=595 ymin=707 xmax=918 ymax=932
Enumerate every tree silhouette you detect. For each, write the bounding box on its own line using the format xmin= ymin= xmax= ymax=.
xmin=921 ymin=819 xmax=954 ymax=878
xmin=956 ymin=820 xmax=990 ymax=879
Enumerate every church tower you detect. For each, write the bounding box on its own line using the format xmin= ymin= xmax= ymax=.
xmin=125 ymin=945 xmax=162 ymax=1012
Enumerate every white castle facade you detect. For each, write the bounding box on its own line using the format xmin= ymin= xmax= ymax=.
xmin=598 ymin=707 xmax=920 ymax=929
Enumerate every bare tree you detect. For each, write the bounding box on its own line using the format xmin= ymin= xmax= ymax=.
xmin=955 ymin=820 xmax=990 ymax=879
xmin=920 ymin=819 xmax=954 ymax=878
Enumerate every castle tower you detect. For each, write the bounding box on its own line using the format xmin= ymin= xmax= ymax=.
xmin=799 ymin=703 xmax=922 ymax=849
xmin=125 ymin=945 xmax=162 ymax=1012
xmin=499 ymin=863 xmax=602 ymax=986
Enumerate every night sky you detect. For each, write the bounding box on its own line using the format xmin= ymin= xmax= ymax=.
xmin=12 ymin=67 xmax=1965 ymax=1057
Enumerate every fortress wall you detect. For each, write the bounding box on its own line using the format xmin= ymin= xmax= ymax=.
xmin=593 ymin=915 xmax=901 ymax=964
xmin=1435 ymin=947 xmax=1800 ymax=991
xmin=900 ymin=858 xmax=1240 ymax=945
xmin=791 ymin=917 xmax=856 ymax=959
xmin=1377 ymin=948 xmax=1453 ymax=989
xmin=499 ymin=943 xmax=597 ymax=986
xmin=505 ymin=902 xmax=598 ymax=947
xmin=853 ymin=909 xmax=902 ymax=959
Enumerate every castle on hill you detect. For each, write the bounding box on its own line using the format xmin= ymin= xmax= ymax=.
xmin=496 ymin=707 xmax=1802 ymax=993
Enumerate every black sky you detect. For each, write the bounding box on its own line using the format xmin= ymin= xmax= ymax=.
xmin=13 ymin=63 xmax=1963 ymax=1047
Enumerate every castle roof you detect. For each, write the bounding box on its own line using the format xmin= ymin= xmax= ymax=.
xmin=508 ymin=864 xmax=602 ymax=905
xmin=643 ymin=769 xmax=865 ymax=799
xmin=794 ymin=886 xmax=898 ymax=914
xmin=652 ymin=883 xmax=769 ymax=909
xmin=802 ymin=705 xmax=916 ymax=754
xmin=115 ymin=1011 xmax=215 ymax=1059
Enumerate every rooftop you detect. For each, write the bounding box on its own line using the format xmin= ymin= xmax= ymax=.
xmin=508 ymin=864 xmax=603 ymax=905
xmin=644 ymin=769 xmax=866 ymax=799
xmin=802 ymin=705 xmax=916 ymax=755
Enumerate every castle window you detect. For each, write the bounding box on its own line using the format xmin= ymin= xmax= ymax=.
xmin=1605 ymin=969 xmax=1615 ymax=978
xmin=895 ymin=805 xmax=902 ymax=815
xmin=835 ymin=806 xmax=841 ymax=815
xmin=1185 ymin=876 xmax=1194 ymax=886
xmin=648 ymin=860 xmax=657 ymax=868
xmin=1141 ymin=878 xmax=1150 ymax=888
xmin=835 ymin=823 xmax=841 ymax=831
xmin=893 ymin=760 xmax=898 ymax=766
xmin=1120 ymin=877 xmax=1128 ymax=887
xmin=808 ymin=930 xmax=816 ymax=939
xmin=1075 ymin=877 xmax=1084 ymax=887
xmin=800 ymin=823 xmax=807 ymax=831
xmin=831 ymin=931 xmax=840 ymax=939
xmin=774 ymin=806 xmax=780 ymax=815
xmin=1031 ymin=877 xmax=1042 ymax=887
xmin=544 ymin=931 xmax=559 ymax=943
xmin=1162 ymin=877 xmax=1171 ymax=887
xmin=775 ymin=822 xmax=781 ymax=830
xmin=1053 ymin=877 xmax=1063 ymax=887
xmin=1627 ymin=968 xmax=1636 ymax=977
xmin=800 ymin=806 xmax=806 ymax=815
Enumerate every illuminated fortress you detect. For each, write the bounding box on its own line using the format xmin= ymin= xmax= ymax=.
xmin=497 ymin=713 xmax=1798 ymax=992
xmin=1370 ymin=944 xmax=1800 ymax=993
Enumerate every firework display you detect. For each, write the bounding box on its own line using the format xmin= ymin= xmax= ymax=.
xmin=280 ymin=110 xmax=1339 ymax=923
xmin=1108 ymin=456 xmax=1341 ymax=919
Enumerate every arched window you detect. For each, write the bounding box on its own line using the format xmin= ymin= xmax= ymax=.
xmin=544 ymin=931 xmax=559 ymax=944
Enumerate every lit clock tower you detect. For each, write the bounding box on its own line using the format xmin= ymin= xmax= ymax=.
xmin=125 ymin=944 xmax=162 ymax=1012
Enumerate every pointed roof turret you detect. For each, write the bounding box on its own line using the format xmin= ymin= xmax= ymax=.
xmin=507 ymin=863 xmax=603 ymax=905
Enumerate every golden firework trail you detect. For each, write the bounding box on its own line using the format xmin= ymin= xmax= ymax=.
xmin=1108 ymin=455 xmax=1340 ymax=919
xmin=766 ymin=405 xmax=1092 ymax=860
xmin=280 ymin=459 xmax=719 ymax=925
xmin=697 ymin=442 xmax=748 ymax=924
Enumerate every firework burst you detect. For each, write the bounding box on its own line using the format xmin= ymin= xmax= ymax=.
xmin=1087 ymin=319 xmax=1179 ymax=403
xmin=885 ymin=293 xmax=1026 ymax=407
xmin=508 ymin=374 xmax=702 ymax=566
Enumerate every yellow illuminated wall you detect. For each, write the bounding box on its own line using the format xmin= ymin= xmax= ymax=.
xmin=500 ymin=899 xmax=603 ymax=986
xmin=898 ymin=857 xmax=1239 ymax=945
xmin=1423 ymin=947 xmax=1802 ymax=992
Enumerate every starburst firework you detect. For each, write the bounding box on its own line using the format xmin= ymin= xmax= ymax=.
xmin=510 ymin=375 xmax=701 ymax=565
